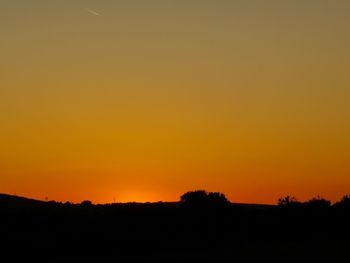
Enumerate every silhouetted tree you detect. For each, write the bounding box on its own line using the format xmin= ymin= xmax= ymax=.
xmin=207 ymin=192 xmax=230 ymax=208
xmin=180 ymin=190 xmax=208 ymax=207
xmin=80 ymin=200 xmax=93 ymax=207
xmin=180 ymin=190 xmax=230 ymax=210
xmin=339 ymin=195 xmax=350 ymax=206
xmin=278 ymin=196 xmax=299 ymax=207
xmin=306 ymin=196 xmax=331 ymax=210
xmin=334 ymin=195 xmax=350 ymax=209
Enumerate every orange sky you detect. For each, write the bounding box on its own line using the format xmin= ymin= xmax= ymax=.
xmin=1 ymin=1 xmax=350 ymax=204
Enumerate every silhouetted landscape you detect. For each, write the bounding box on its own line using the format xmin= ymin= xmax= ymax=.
xmin=2 ymin=1 xmax=350 ymax=262
xmin=1 ymin=191 xmax=350 ymax=261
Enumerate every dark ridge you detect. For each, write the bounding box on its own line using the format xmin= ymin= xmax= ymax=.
xmin=0 ymin=193 xmax=274 ymax=208
xmin=0 ymin=192 xmax=349 ymax=261
xmin=0 ymin=193 xmax=45 ymax=205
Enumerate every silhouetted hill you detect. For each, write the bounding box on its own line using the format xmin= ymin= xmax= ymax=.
xmin=0 ymin=192 xmax=349 ymax=261
xmin=0 ymin=193 xmax=44 ymax=204
xmin=232 ymin=202 xmax=275 ymax=210
xmin=0 ymin=193 xmax=275 ymax=209
xmin=0 ymin=193 xmax=276 ymax=212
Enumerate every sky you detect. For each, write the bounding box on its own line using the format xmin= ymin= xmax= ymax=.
xmin=1 ymin=0 xmax=350 ymax=204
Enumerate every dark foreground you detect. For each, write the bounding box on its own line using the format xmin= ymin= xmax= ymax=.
xmin=1 ymin=193 xmax=349 ymax=262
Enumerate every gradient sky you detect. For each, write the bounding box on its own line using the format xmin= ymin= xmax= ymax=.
xmin=1 ymin=0 xmax=350 ymax=204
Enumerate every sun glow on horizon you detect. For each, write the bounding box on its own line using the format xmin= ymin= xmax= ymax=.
xmin=1 ymin=1 xmax=350 ymax=204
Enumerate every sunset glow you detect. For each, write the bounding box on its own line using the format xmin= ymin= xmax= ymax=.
xmin=1 ymin=1 xmax=350 ymax=204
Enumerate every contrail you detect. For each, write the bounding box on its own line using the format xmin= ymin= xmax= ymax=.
xmin=85 ymin=8 xmax=101 ymax=16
